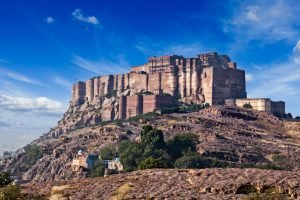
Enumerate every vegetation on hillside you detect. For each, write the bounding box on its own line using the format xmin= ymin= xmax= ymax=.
xmin=243 ymin=103 xmax=253 ymax=109
xmin=23 ymin=144 xmax=44 ymax=169
xmin=0 ymin=172 xmax=45 ymax=199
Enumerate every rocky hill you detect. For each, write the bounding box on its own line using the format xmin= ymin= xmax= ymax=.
xmin=1 ymin=105 xmax=299 ymax=183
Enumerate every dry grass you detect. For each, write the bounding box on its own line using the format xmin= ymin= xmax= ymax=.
xmin=110 ymin=182 xmax=134 ymax=200
xmin=49 ymin=185 xmax=72 ymax=200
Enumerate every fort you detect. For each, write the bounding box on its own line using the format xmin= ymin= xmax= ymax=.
xmin=71 ymin=52 xmax=285 ymax=119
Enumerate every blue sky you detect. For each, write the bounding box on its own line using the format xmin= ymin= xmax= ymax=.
xmin=0 ymin=0 xmax=300 ymax=150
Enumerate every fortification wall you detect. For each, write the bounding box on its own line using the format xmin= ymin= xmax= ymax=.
xmin=126 ymin=95 xmax=143 ymax=118
xmin=72 ymin=81 xmax=86 ymax=103
xmin=160 ymin=72 xmax=178 ymax=96
xmin=129 ymin=73 xmax=148 ymax=91
xmin=271 ymin=101 xmax=285 ymax=115
xmin=211 ymin=67 xmax=246 ymax=105
xmin=143 ymin=96 xmax=158 ymax=114
xmin=235 ymin=98 xmax=272 ymax=113
xmin=148 ymin=73 xmax=161 ymax=92
xmin=85 ymin=79 xmax=94 ymax=102
xmin=201 ymin=67 xmax=214 ymax=105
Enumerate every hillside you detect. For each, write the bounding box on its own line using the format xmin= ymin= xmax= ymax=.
xmin=1 ymin=105 xmax=299 ymax=182
xmin=24 ymin=168 xmax=300 ymax=199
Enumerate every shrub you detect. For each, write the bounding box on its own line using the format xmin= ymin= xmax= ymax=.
xmin=174 ymin=154 xmax=226 ymax=169
xmin=138 ymin=157 xmax=168 ymax=170
xmin=0 ymin=172 xmax=12 ymax=187
xmin=141 ymin=126 xmax=166 ymax=150
xmin=119 ymin=141 xmax=144 ymax=172
xmin=243 ymin=103 xmax=253 ymax=109
xmin=167 ymin=133 xmax=198 ymax=160
xmin=23 ymin=144 xmax=43 ymax=168
xmin=87 ymin=159 xmax=105 ymax=178
xmin=99 ymin=145 xmax=118 ymax=160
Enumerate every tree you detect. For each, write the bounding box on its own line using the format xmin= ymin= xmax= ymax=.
xmin=167 ymin=133 xmax=198 ymax=160
xmin=23 ymin=144 xmax=43 ymax=168
xmin=138 ymin=157 xmax=167 ymax=170
xmin=0 ymin=172 xmax=12 ymax=187
xmin=87 ymin=159 xmax=105 ymax=178
xmin=141 ymin=126 xmax=166 ymax=150
xmin=99 ymin=145 xmax=117 ymax=160
xmin=119 ymin=141 xmax=144 ymax=172
xmin=243 ymin=103 xmax=253 ymax=109
xmin=174 ymin=154 xmax=225 ymax=169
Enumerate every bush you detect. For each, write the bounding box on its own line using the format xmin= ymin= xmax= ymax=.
xmin=141 ymin=126 xmax=166 ymax=150
xmin=87 ymin=159 xmax=105 ymax=178
xmin=167 ymin=133 xmax=198 ymax=160
xmin=174 ymin=154 xmax=226 ymax=169
xmin=138 ymin=157 xmax=168 ymax=170
xmin=243 ymin=103 xmax=253 ymax=109
xmin=119 ymin=141 xmax=144 ymax=172
xmin=0 ymin=172 xmax=12 ymax=187
xmin=23 ymin=144 xmax=43 ymax=168
xmin=99 ymin=145 xmax=118 ymax=160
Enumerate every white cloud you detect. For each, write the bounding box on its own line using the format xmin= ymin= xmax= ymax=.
xmin=225 ymin=0 xmax=300 ymax=43
xmin=0 ymin=94 xmax=66 ymax=115
xmin=245 ymin=73 xmax=254 ymax=82
xmin=72 ymin=9 xmax=99 ymax=25
xmin=245 ymin=6 xmax=259 ymax=21
xmin=293 ymin=39 xmax=300 ymax=52
xmin=72 ymin=55 xmax=129 ymax=75
xmin=46 ymin=16 xmax=54 ymax=24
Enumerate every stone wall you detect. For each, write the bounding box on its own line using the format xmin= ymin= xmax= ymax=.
xmin=119 ymin=95 xmax=177 ymax=119
xmin=210 ymin=67 xmax=246 ymax=105
xmin=226 ymin=98 xmax=285 ymax=115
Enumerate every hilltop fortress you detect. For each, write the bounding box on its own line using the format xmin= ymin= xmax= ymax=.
xmin=71 ymin=52 xmax=285 ymax=120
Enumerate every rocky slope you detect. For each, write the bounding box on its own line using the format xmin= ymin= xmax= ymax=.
xmin=1 ymin=105 xmax=300 ymax=182
xmin=24 ymin=168 xmax=300 ymax=199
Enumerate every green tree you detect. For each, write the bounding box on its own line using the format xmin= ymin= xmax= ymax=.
xmin=167 ymin=133 xmax=198 ymax=160
xmin=138 ymin=157 xmax=168 ymax=170
xmin=0 ymin=172 xmax=12 ymax=187
xmin=174 ymin=154 xmax=225 ymax=169
xmin=141 ymin=126 xmax=166 ymax=150
xmin=87 ymin=159 xmax=105 ymax=178
xmin=119 ymin=141 xmax=144 ymax=172
xmin=23 ymin=144 xmax=43 ymax=168
xmin=99 ymin=145 xmax=117 ymax=160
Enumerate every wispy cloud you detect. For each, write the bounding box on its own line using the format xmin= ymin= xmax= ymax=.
xmin=46 ymin=16 xmax=54 ymax=24
xmin=135 ymin=39 xmax=203 ymax=57
xmin=72 ymin=55 xmax=129 ymax=75
xmin=72 ymin=9 xmax=99 ymax=25
xmin=0 ymin=68 xmax=42 ymax=85
xmin=224 ymin=0 xmax=300 ymax=43
xmin=53 ymin=76 xmax=72 ymax=88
